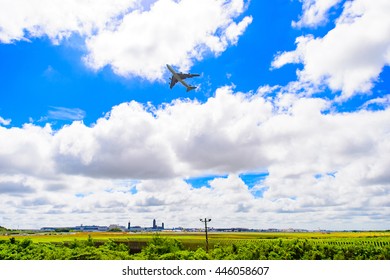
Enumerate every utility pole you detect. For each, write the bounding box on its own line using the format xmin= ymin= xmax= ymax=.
xmin=200 ymin=218 xmax=211 ymax=252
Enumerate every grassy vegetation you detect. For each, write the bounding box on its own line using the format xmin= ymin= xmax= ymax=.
xmin=1 ymin=232 xmax=390 ymax=260
xmin=1 ymin=230 xmax=390 ymax=248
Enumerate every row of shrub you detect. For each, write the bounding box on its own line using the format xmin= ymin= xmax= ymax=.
xmin=1 ymin=235 xmax=389 ymax=260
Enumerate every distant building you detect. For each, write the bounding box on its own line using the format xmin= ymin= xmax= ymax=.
xmin=40 ymin=218 xmax=169 ymax=233
xmin=74 ymin=225 xmax=109 ymax=232
xmin=129 ymin=226 xmax=142 ymax=232
xmin=153 ymin=219 xmax=157 ymax=229
xmin=150 ymin=219 xmax=164 ymax=231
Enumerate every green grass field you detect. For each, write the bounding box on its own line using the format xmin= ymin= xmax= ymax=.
xmin=2 ymin=230 xmax=390 ymax=248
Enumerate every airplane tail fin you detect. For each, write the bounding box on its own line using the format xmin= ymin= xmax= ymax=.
xmin=187 ymin=86 xmax=196 ymax=92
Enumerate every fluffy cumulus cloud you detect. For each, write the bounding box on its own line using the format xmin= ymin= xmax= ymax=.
xmin=1 ymin=87 xmax=390 ymax=229
xmin=292 ymin=0 xmax=342 ymax=28
xmin=273 ymin=0 xmax=390 ymax=99
xmin=0 ymin=124 xmax=54 ymax=176
xmin=84 ymin=0 xmax=253 ymax=80
xmin=0 ymin=0 xmax=138 ymax=43
xmin=0 ymin=0 xmax=251 ymax=80
xmin=50 ymin=87 xmax=272 ymax=179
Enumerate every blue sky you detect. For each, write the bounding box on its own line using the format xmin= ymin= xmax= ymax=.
xmin=0 ymin=0 xmax=389 ymax=230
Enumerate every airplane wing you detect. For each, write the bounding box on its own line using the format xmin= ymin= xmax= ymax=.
xmin=169 ymin=76 xmax=179 ymax=89
xmin=178 ymin=73 xmax=200 ymax=80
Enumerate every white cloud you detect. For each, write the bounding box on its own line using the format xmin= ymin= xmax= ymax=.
xmin=0 ymin=0 xmax=138 ymax=43
xmin=48 ymin=107 xmax=86 ymax=121
xmin=1 ymin=87 xmax=390 ymax=229
xmin=0 ymin=0 xmax=251 ymax=80
xmin=0 ymin=116 xmax=11 ymax=126
xmin=223 ymin=15 xmax=253 ymax=45
xmin=54 ymin=102 xmax=176 ymax=179
xmin=84 ymin=0 xmax=252 ymax=80
xmin=292 ymin=0 xmax=342 ymax=28
xmin=24 ymin=87 xmax=270 ymax=180
xmin=51 ymin=87 xmax=272 ymax=179
xmin=0 ymin=178 xmax=36 ymax=195
xmin=361 ymin=94 xmax=390 ymax=110
xmin=157 ymin=86 xmax=273 ymax=175
xmin=0 ymin=124 xmax=54 ymax=176
xmin=273 ymin=0 xmax=390 ymax=100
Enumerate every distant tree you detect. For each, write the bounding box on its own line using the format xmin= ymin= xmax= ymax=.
xmin=55 ymin=228 xmax=71 ymax=232
xmin=108 ymin=227 xmax=123 ymax=232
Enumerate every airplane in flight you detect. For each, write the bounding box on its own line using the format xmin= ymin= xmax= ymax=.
xmin=166 ymin=64 xmax=200 ymax=92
